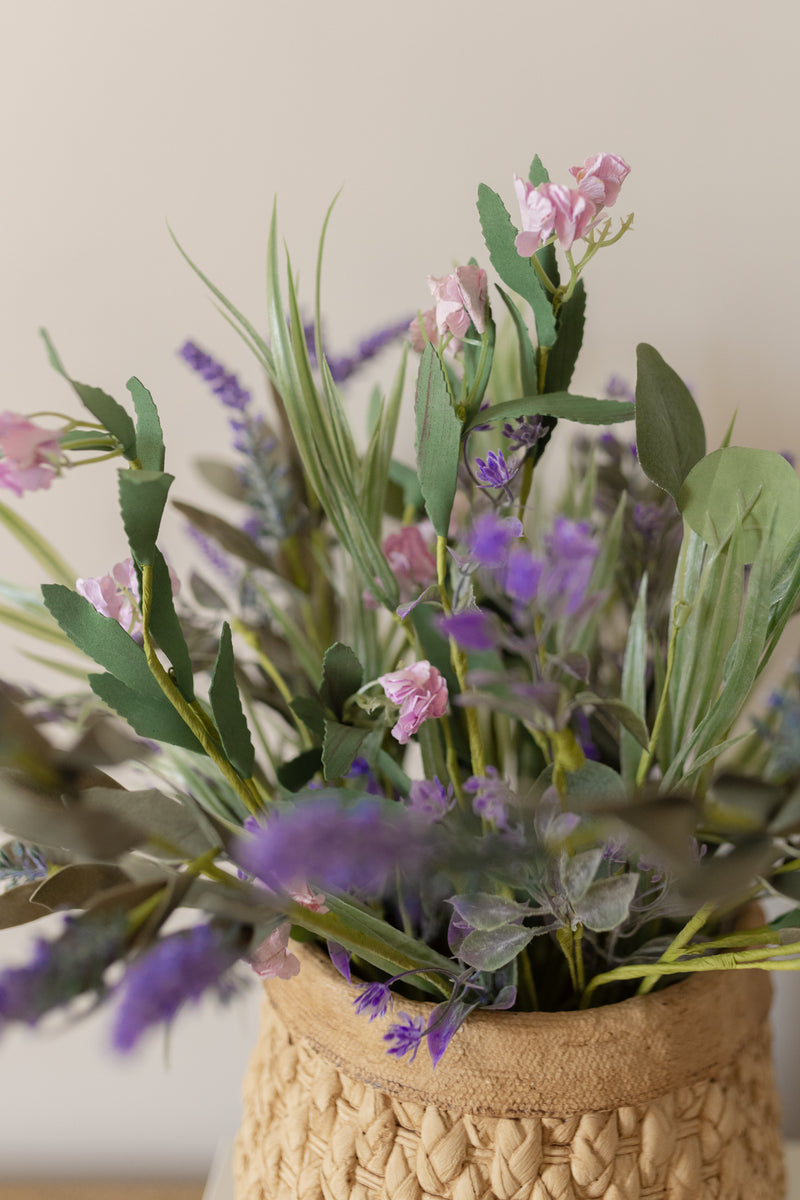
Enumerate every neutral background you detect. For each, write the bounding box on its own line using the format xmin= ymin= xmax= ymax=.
xmin=2 ymin=0 xmax=800 ymax=1178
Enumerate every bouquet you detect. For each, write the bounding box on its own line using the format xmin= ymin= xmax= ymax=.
xmin=2 ymin=150 xmax=800 ymax=1068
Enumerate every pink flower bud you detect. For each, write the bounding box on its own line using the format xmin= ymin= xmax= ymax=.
xmin=248 ymin=922 xmax=301 ymax=980
xmin=383 ymin=525 xmax=437 ymax=596
xmin=513 ymin=176 xmax=557 ymax=257
xmin=427 ymin=265 xmax=487 ymax=339
xmin=541 ymin=183 xmax=597 ymax=251
xmin=75 ymin=557 xmax=180 ymax=639
xmin=0 ymin=412 xmax=63 ymax=496
xmin=408 ymin=308 xmax=440 ymax=353
xmin=569 ymin=152 xmax=630 ymax=209
xmin=378 ymin=660 xmax=449 ymax=745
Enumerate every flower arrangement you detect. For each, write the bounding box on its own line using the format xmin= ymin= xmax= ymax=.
xmin=2 ymin=150 xmax=800 ymax=1069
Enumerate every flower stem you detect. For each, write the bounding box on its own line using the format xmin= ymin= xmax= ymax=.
xmin=636 ymin=901 xmax=715 ymax=997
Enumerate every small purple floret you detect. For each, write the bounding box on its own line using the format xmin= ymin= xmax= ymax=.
xmin=438 ymin=609 xmax=495 ymax=651
xmin=474 ymin=449 xmax=519 ymax=491
xmin=467 ymin=513 xmax=523 ymax=569
xmin=353 ymin=981 xmax=393 ymax=1020
xmin=383 ymin=1012 xmax=426 ymax=1061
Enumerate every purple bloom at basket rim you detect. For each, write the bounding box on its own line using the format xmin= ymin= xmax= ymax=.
xmin=383 ymin=1011 xmax=427 ymax=1061
xmin=353 ymin=981 xmax=393 ymax=1020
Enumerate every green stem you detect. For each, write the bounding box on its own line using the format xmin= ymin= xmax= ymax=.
xmin=437 ymin=535 xmax=486 ymax=778
xmin=636 ymin=606 xmax=680 ymax=785
xmin=636 ymin=901 xmax=715 ymax=996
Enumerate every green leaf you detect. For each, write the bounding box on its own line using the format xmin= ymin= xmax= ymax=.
xmin=545 ymin=279 xmax=586 ymax=393
xmin=172 ymin=500 xmax=275 ymax=570
xmin=539 ymin=759 xmax=627 ymax=814
xmin=388 ymin=460 xmax=423 ymax=513
xmin=414 ymin=345 xmax=463 ymax=538
xmin=41 ymin=584 xmax=161 ymax=697
xmin=126 ymin=377 xmax=165 ymax=471
xmin=193 ymin=459 xmax=248 ymax=501
xmin=277 ymin=746 xmax=323 ymax=792
xmin=79 ymin=786 xmax=216 ymax=859
xmin=458 ymin=924 xmax=535 ymax=972
xmin=290 ymin=694 xmax=326 ymax=738
xmin=464 ymin=392 xmax=633 ymax=435
xmin=144 ymin=549 xmax=195 ymax=701
xmin=495 ymin=285 xmax=538 ymax=396
xmin=635 ymin=343 xmax=706 ymax=499
xmin=575 ymin=874 xmax=639 ymax=932
xmin=88 ymin=671 xmax=203 ymax=753
xmin=0 ymin=880 xmax=51 ymax=929
xmin=40 ymin=330 xmax=137 ymax=458
xmin=476 ymin=184 xmax=557 ymax=349
xmin=620 ymin=574 xmax=649 ymax=785
xmin=322 ymin=721 xmax=369 ymax=781
xmin=320 ymin=642 xmax=364 ymax=719
xmin=30 ymin=863 xmax=130 ymax=911
xmin=118 ymin=469 xmax=174 ymax=565
xmin=0 ymin=770 xmax=141 ymax=857
xmin=678 ymin=447 xmax=800 ymax=565
xmin=209 ymin=622 xmax=255 ymax=778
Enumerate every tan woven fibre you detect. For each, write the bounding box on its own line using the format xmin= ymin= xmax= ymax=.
xmin=235 ymin=945 xmax=785 ymax=1199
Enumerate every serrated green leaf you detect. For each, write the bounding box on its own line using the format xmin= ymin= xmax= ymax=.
xmin=476 ymin=184 xmax=557 ymax=349
xmin=41 ymin=583 xmax=161 ymax=697
xmin=679 ymin=447 xmax=800 ymax=565
xmin=464 ymin=392 xmax=633 ymax=435
xmin=40 ymin=330 xmax=137 ymax=458
xmin=635 ymin=343 xmax=706 ymax=499
xmin=545 ymin=279 xmax=586 ymax=393
xmin=290 ymin=695 xmax=326 ymax=738
xmin=209 ymin=622 xmax=255 ymax=778
xmin=118 ymin=469 xmax=174 ymax=565
xmin=277 ymin=746 xmax=323 ymax=792
xmin=146 ymin=549 xmax=195 ymax=701
xmin=126 ymin=377 xmax=165 ymax=471
xmin=322 ymin=720 xmax=369 ymax=781
xmin=320 ymin=643 xmax=364 ymax=719
xmin=414 ymin=344 xmax=462 ymax=538
xmin=620 ymin=574 xmax=649 ymax=786
xmin=88 ymin=671 xmax=203 ymax=753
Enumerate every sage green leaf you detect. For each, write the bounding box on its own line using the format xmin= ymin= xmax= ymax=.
xmin=146 ymin=549 xmax=194 ymax=700
xmin=41 ymin=584 xmax=161 ymax=697
xmin=678 ymin=447 xmax=800 ymax=565
xmin=172 ymin=500 xmax=274 ymax=570
xmin=277 ymin=746 xmax=323 ymax=792
xmin=449 ymin=892 xmax=532 ymax=931
xmin=620 ymin=574 xmax=649 ymax=785
xmin=545 ymin=279 xmax=586 ymax=393
xmin=563 ymin=848 xmax=603 ymax=903
xmin=458 ymin=923 xmax=535 ymax=972
xmin=635 ymin=343 xmax=706 ymax=499
xmin=118 ymin=469 xmax=174 ymax=565
xmin=79 ymin=786 xmax=216 ymax=859
xmin=538 ymin=760 xmax=627 ymax=814
xmin=126 ymin=377 xmax=165 ymax=471
xmin=209 ymin=621 xmax=255 ymax=778
xmin=0 ymin=880 xmax=50 ymax=929
xmin=320 ymin=642 xmax=364 ymax=719
xmin=0 ymin=771 xmax=141 ymax=857
xmin=30 ymin=863 xmax=130 ymax=911
xmin=476 ymin=184 xmax=557 ymax=349
xmin=415 ymin=344 xmax=462 ymax=538
xmin=495 ymin=285 xmax=538 ymax=396
xmin=40 ymin=330 xmax=137 ymax=458
xmin=575 ymin=874 xmax=639 ymax=932
xmin=464 ymin=392 xmax=633 ymax=435
xmin=84 ymin=878 xmax=165 ymax=916
xmin=322 ymin=720 xmax=369 ymax=781
xmin=193 ymin=459 xmax=248 ymax=501
xmin=88 ymin=672 xmax=203 ymax=753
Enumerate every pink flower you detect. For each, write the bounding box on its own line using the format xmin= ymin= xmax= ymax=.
xmin=0 ymin=412 xmax=63 ymax=496
xmin=75 ymin=558 xmax=180 ymax=639
xmin=569 ymin=153 xmax=630 ymax=209
xmin=514 ymin=176 xmax=558 ymax=256
xmin=427 ymin=265 xmax=487 ymax=338
xmin=383 ymin=526 xmax=437 ymax=597
xmin=248 ymin=923 xmax=301 ymax=980
xmin=287 ymin=882 xmax=328 ymax=913
xmin=540 ymin=183 xmax=596 ymax=251
xmin=378 ymin=660 xmax=449 ymax=745
xmin=408 ymin=308 xmax=440 ymax=353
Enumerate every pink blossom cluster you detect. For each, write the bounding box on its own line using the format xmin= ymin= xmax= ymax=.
xmin=514 ymin=152 xmax=630 ymax=257
xmin=409 ymin=264 xmax=487 ymax=354
xmin=383 ymin=525 xmax=437 ymax=597
xmin=75 ymin=557 xmax=181 ymax=639
xmin=0 ymin=412 xmax=63 ymax=496
xmin=378 ymin=659 xmax=449 ymax=745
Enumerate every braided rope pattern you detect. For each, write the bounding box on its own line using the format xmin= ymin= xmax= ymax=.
xmin=234 ymin=994 xmax=785 ymax=1200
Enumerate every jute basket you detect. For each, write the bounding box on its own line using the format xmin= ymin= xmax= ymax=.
xmin=234 ymin=943 xmax=785 ymax=1200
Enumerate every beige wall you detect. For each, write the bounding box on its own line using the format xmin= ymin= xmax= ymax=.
xmin=1 ymin=0 xmax=799 ymax=1176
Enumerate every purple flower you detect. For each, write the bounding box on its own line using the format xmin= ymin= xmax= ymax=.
xmin=353 ymin=981 xmax=393 ymax=1020
xmin=406 ymin=777 xmax=455 ymax=823
xmin=474 ymin=449 xmax=519 ymax=492
xmin=383 ymin=1012 xmax=427 ymax=1061
xmin=503 ymin=416 xmax=546 ymax=452
xmin=111 ymin=923 xmax=241 ymax=1053
xmin=346 ymin=756 xmax=383 ymax=796
xmin=179 ymin=341 xmax=251 ymax=412
xmin=233 ymin=795 xmax=433 ymax=895
xmin=605 ymin=375 xmax=635 ymax=404
xmin=322 ymin=317 xmax=412 ymax=384
xmin=438 ymin=609 xmax=495 ymax=650
xmin=464 ymin=767 xmax=512 ymax=830
xmin=505 ymin=546 xmax=543 ymax=603
xmin=467 ymin=513 xmax=523 ymax=568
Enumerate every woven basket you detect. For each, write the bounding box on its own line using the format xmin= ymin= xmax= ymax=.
xmin=234 ymin=943 xmax=785 ymax=1200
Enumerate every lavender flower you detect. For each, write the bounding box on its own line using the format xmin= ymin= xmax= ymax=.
xmin=406 ymin=777 xmax=455 ymax=823
xmin=438 ymin=609 xmax=495 ymax=651
xmin=111 ymin=923 xmax=241 ymax=1052
xmin=464 ymin=767 xmax=513 ymax=830
xmin=308 ymin=317 xmax=412 ymax=384
xmin=474 ymin=449 xmax=519 ymax=492
xmin=353 ymin=981 xmax=393 ymax=1020
xmin=0 ymin=841 xmax=48 ymax=887
xmin=179 ymin=341 xmax=251 ymax=411
xmin=383 ymin=1012 xmax=426 ymax=1061
xmin=503 ymin=416 xmax=547 ymax=453
xmin=467 ymin=513 xmax=523 ymax=568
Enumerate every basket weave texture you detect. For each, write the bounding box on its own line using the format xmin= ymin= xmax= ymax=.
xmin=234 ymin=944 xmax=785 ymax=1200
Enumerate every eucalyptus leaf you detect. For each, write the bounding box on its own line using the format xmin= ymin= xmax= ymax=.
xmin=574 ymin=873 xmax=639 ymax=932
xmin=635 ymin=343 xmax=705 ymax=500
xmin=126 ymin=377 xmax=165 ymax=472
xmin=414 ymin=344 xmax=462 ymax=538
xmin=0 ymin=880 xmax=51 ymax=929
xmin=30 ymin=863 xmax=131 ymax=911
xmin=173 ymin=500 xmax=275 ymax=570
xmin=79 ymin=786 xmax=216 ymax=859
xmin=457 ymin=923 xmax=535 ymax=972
xmin=209 ymin=622 xmax=255 ymax=778
xmin=0 ymin=771 xmax=141 ymax=857
xmin=193 ymin=459 xmax=248 ymax=501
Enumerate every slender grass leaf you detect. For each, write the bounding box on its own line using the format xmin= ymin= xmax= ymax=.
xmin=40 ymin=330 xmax=137 ymax=458
xmin=414 ymin=344 xmax=462 ymax=538
xmin=126 ymin=377 xmax=165 ymax=471
xmin=635 ymin=343 xmax=705 ymax=499
xmin=0 ymin=498 xmax=76 ymax=586
xmin=118 ymin=469 xmax=174 ymax=565
xmin=464 ymin=392 xmax=633 ymax=435
xmin=209 ymin=622 xmax=255 ymax=778
xmin=0 ymin=601 xmax=79 ymax=648
xmin=476 ymin=184 xmax=557 ymax=349
xmin=321 ymin=643 xmax=363 ymax=719
xmin=146 ymin=549 xmax=195 ymax=701
xmin=620 ymin=574 xmax=649 ymax=785
xmin=679 ymin=447 xmax=800 ymax=565
xmin=88 ymin=672 xmax=203 ymax=754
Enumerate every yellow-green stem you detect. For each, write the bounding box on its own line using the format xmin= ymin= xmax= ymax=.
xmin=636 ymin=901 xmax=716 ymax=997
xmin=436 ymin=535 xmax=486 ymax=778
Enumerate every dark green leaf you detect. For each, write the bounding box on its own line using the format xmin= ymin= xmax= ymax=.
xmin=189 ymin=571 xmax=227 ymax=610
xmin=30 ymin=863 xmax=130 ymax=911
xmin=635 ymin=344 xmax=706 ymax=499
xmin=126 ymin=377 xmax=165 ymax=471
xmin=769 ymin=905 xmax=800 ymax=930
xmin=545 ymin=279 xmax=586 ymax=393
xmin=320 ymin=643 xmax=363 ymax=719
xmin=118 ymin=469 xmax=174 ymax=565
xmin=146 ymin=549 xmax=195 ymax=700
xmin=387 ymin=460 xmax=423 ymax=513
xmin=528 ymin=157 xmax=559 ymax=291
xmin=322 ymin=720 xmax=369 ymax=780
xmin=209 ymin=622 xmax=255 ymax=778
xmin=0 ymin=880 xmax=51 ymax=929
xmin=41 ymin=584 xmax=161 ymax=697
xmin=172 ymin=500 xmax=275 ymax=570
xmin=495 ymin=286 xmax=538 ymax=396
xmin=40 ymin=330 xmax=137 ymax=458
xmin=476 ymin=184 xmax=557 ymax=349
xmin=277 ymin=746 xmax=323 ymax=792
xmin=414 ymin=345 xmax=462 ymax=538
xmin=464 ymin=392 xmax=633 ymax=435
xmin=88 ymin=672 xmax=203 ymax=753
xmin=290 ymin=695 xmax=326 ymax=738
